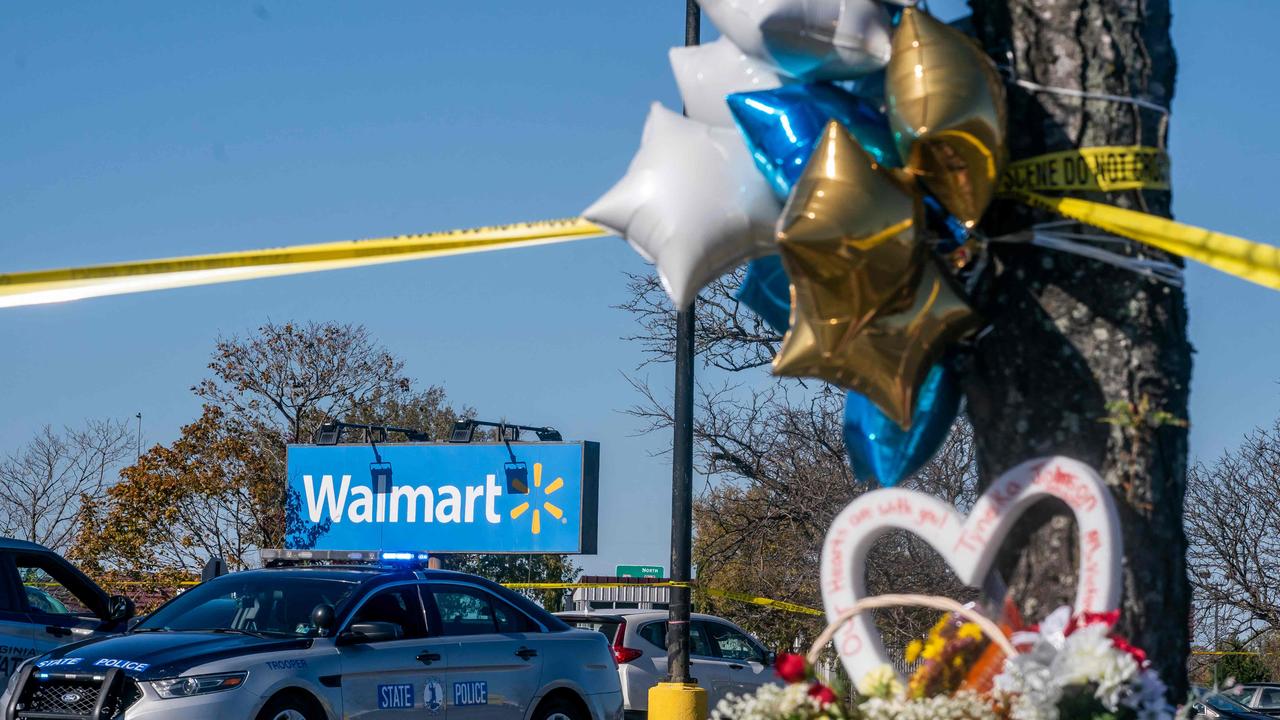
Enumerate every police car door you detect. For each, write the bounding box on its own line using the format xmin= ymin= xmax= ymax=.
xmin=338 ymin=583 xmax=452 ymax=719
xmin=0 ymin=556 xmax=35 ymax=683
xmin=12 ymin=551 xmax=105 ymax=656
xmin=425 ymin=583 xmax=544 ymax=720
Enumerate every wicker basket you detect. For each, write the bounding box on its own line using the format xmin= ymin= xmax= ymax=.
xmin=806 ymin=593 xmax=1019 ymax=666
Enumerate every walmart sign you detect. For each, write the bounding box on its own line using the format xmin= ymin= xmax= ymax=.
xmin=286 ymin=442 xmax=599 ymax=554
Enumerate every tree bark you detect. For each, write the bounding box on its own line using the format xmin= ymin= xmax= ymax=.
xmin=963 ymin=0 xmax=1189 ymax=695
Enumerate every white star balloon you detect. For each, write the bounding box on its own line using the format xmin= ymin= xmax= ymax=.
xmin=698 ymin=0 xmax=893 ymax=81
xmin=584 ymin=103 xmax=781 ymax=308
xmin=669 ymin=36 xmax=788 ymax=127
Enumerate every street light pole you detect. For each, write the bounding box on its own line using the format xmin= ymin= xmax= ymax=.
xmin=650 ymin=3 xmax=707 ymax=719
xmin=666 ymin=0 xmax=700 ymax=686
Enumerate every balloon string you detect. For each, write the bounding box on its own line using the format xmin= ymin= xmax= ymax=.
xmin=988 ymin=225 xmax=1184 ymax=287
xmin=1010 ymin=78 xmax=1170 ymax=118
xmin=998 ymin=55 xmax=1171 ymax=147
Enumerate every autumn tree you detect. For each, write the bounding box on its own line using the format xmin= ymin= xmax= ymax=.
xmin=75 ymin=321 xmax=471 ymax=581
xmin=71 ymin=406 xmax=278 ymax=595
xmin=0 ymin=420 xmax=132 ymax=553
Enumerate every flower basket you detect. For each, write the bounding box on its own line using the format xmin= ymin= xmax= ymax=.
xmin=711 ymin=594 xmax=1172 ymax=720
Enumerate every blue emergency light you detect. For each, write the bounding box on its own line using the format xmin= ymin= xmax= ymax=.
xmin=379 ymin=551 xmax=431 ymax=562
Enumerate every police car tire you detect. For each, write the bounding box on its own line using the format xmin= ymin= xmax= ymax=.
xmin=256 ymin=693 xmax=320 ymax=720
xmin=532 ymin=696 xmax=587 ymax=720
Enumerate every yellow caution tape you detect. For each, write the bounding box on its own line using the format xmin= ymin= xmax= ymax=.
xmin=0 ymin=218 xmax=610 ymax=309
xmin=1000 ymin=146 xmax=1170 ymax=193
xmin=1191 ymin=650 xmax=1263 ymax=656
xmin=502 ymin=581 xmax=694 ymax=590
xmin=1011 ymin=190 xmax=1280 ymax=291
xmin=704 ymin=588 xmax=824 ymax=617
xmin=500 ymin=582 xmax=822 ymax=617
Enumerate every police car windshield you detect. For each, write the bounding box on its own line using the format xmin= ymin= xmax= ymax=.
xmin=137 ymin=575 xmax=358 ymax=637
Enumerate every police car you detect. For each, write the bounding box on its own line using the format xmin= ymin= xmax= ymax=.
xmin=0 ymin=538 xmax=134 ymax=683
xmin=1 ymin=553 xmax=622 ymax=720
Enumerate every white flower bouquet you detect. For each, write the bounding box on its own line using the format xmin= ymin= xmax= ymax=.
xmin=711 ymin=594 xmax=1175 ymax=720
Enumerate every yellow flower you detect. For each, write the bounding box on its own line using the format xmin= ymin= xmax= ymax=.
xmin=929 ymin=614 xmax=951 ymax=634
xmin=905 ymin=639 xmax=923 ymax=664
xmin=921 ymin=636 xmax=945 ymax=661
xmin=856 ymin=664 xmax=905 ymax=700
xmin=957 ymin=623 xmax=983 ymax=642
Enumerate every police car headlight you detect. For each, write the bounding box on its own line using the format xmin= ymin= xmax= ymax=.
xmin=151 ymin=672 xmax=247 ymax=699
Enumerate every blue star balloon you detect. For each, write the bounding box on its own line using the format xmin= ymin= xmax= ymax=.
xmin=735 ymin=254 xmax=791 ymax=334
xmin=843 ymin=362 xmax=960 ymax=487
xmin=727 ymin=83 xmax=901 ymax=201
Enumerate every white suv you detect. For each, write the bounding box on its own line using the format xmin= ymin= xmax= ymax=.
xmin=556 ymin=610 xmax=777 ymax=718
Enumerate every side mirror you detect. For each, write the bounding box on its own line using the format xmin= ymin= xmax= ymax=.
xmin=337 ymin=621 xmax=402 ymax=645
xmin=107 ymin=595 xmax=135 ymax=623
xmin=765 ymin=651 xmax=777 ymax=666
xmin=310 ymin=604 xmax=335 ymax=635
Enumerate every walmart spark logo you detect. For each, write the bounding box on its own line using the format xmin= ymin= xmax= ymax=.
xmin=509 ymin=463 xmax=565 ymax=535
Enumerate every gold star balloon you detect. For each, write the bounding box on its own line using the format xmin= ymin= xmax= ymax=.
xmin=772 ymin=121 xmax=920 ymax=387
xmin=887 ymin=7 xmax=1007 ymax=227
xmin=836 ymin=258 xmax=982 ymax=428
xmin=772 ymin=120 xmax=981 ymax=428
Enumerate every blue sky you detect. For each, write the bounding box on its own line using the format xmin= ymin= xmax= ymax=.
xmin=1 ymin=1 xmax=1277 ymax=576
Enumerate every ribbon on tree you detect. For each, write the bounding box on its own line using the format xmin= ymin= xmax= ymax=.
xmin=1009 ymin=189 xmax=1280 ymax=291
xmin=998 ymin=146 xmax=1170 ymax=193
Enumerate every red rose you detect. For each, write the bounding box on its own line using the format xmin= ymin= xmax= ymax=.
xmin=808 ymin=683 xmax=838 ymax=706
xmin=1065 ymin=609 xmax=1120 ymax=636
xmin=1111 ymin=635 xmax=1149 ymax=667
xmin=775 ymin=653 xmax=810 ymax=683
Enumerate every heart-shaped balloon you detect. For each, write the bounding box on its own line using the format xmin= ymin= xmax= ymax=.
xmin=670 ymin=36 xmax=789 ymax=127
xmin=699 ymin=0 xmax=893 ymax=81
xmin=584 ymin=103 xmax=781 ymax=308
xmin=821 ymin=456 xmax=1122 ymax=683
xmin=886 ymin=8 xmax=1007 ymax=226
xmin=727 ymin=83 xmax=900 ymax=200
xmin=842 ymin=361 xmax=959 ymax=487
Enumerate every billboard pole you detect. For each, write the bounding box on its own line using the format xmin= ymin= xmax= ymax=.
xmin=650 ymin=3 xmax=707 ymax=719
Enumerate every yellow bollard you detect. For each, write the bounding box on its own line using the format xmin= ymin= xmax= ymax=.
xmin=648 ymin=682 xmax=708 ymax=720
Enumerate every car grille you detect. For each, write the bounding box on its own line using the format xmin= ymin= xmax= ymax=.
xmin=13 ymin=669 xmax=142 ymax=720
xmin=26 ymin=678 xmax=100 ymax=715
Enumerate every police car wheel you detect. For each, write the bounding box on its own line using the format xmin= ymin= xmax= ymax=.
xmin=533 ymin=697 xmax=587 ymax=720
xmin=257 ymin=694 xmax=319 ymax=720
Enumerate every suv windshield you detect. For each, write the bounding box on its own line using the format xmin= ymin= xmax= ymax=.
xmin=137 ymin=575 xmax=357 ymax=637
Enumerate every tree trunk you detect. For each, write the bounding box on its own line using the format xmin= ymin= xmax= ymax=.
xmin=963 ymin=0 xmax=1189 ymax=695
